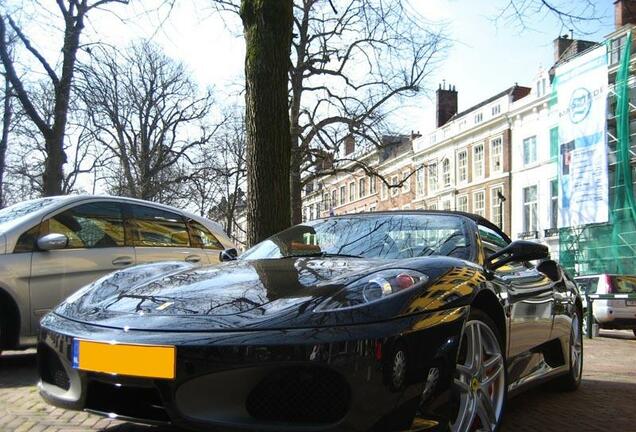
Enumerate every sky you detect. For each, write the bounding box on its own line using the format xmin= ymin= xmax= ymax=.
xmin=5 ymin=0 xmax=618 ymax=171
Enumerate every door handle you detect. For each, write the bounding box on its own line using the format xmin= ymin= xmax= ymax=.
xmin=185 ymin=255 xmax=201 ymax=263
xmin=112 ymin=256 xmax=133 ymax=266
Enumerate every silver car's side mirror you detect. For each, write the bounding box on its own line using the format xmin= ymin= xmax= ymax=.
xmin=37 ymin=233 xmax=68 ymax=251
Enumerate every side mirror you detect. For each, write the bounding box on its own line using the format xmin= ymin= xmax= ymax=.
xmin=486 ymin=240 xmax=548 ymax=271
xmin=219 ymin=248 xmax=238 ymax=262
xmin=537 ymin=259 xmax=562 ymax=282
xmin=37 ymin=233 xmax=68 ymax=251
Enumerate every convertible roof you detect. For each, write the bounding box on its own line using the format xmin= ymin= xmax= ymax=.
xmin=330 ymin=210 xmax=512 ymax=243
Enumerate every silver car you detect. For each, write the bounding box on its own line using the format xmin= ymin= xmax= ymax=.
xmin=576 ymin=274 xmax=636 ymax=337
xmin=0 ymin=195 xmax=235 ymax=354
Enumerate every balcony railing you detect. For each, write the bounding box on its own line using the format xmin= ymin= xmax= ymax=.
xmin=518 ymin=231 xmax=539 ymax=240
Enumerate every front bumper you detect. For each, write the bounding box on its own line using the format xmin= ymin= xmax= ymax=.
xmin=38 ymin=307 xmax=468 ymax=432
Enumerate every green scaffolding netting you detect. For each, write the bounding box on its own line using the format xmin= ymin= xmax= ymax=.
xmin=559 ymin=31 xmax=636 ymax=276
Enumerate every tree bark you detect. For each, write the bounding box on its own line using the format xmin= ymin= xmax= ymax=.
xmin=0 ymin=76 xmax=11 ymax=207
xmin=240 ymin=0 xmax=293 ymax=246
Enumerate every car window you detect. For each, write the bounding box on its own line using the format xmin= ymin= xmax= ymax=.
xmin=129 ymin=204 xmax=189 ymax=247
xmin=14 ymin=225 xmax=41 ymax=253
xmin=188 ymin=220 xmax=224 ymax=250
xmin=0 ymin=197 xmax=61 ymax=224
xmin=613 ymin=276 xmax=636 ymax=294
xmin=581 ymin=278 xmax=598 ymax=294
xmin=44 ymin=202 xmax=125 ymax=249
xmin=478 ymin=225 xmax=508 ymax=257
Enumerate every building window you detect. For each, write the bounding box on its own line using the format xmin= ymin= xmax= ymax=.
xmin=359 ymin=178 xmax=366 ymax=198
xmin=473 ymin=144 xmax=484 ymax=178
xmin=340 ymin=185 xmax=346 ymax=205
xmin=523 ymin=136 xmax=537 ymax=165
xmin=550 ymin=179 xmax=558 ymax=229
xmin=308 ymin=204 xmax=314 ymax=221
xmin=349 ymin=182 xmax=356 ymax=202
xmin=443 ymin=200 xmax=451 ymax=210
xmin=491 ymin=186 xmax=504 ymax=230
xmin=474 ymin=112 xmax=483 ymax=124
xmin=523 ymin=185 xmax=538 ymax=233
xmin=391 ymin=175 xmax=399 ymax=197
xmin=491 ymin=137 xmax=503 ymax=173
xmin=370 ymin=176 xmax=376 ymax=194
xmin=402 ymin=171 xmax=410 ymax=193
xmin=457 ymin=195 xmax=468 ymax=212
xmin=331 ymin=190 xmax=337 ymax=209
xmin=536 ymin=78 xmax=546 ymax=97
xmin=369 ymin=205 xmax=376 ymax=212
xmin=442 ymin=159 xmax=451 ymax=187
xmin=610 ymin=34 xmax=628 ymax=65
xmin=549 ymin=127 xmax=558 ymax=160
xmin=323 ymin=193 xmax=329 ymax=211
xmin=416 ymin=165 xmax=425 ymax=197
xmin=428 ymin=202 xmax=438 ymax=210
xmin=381 ymin=181 xmax=388 ymax=200
xmin=428 ymin=163 xmax=438 ymax=193
xmin=473 ymin=191 xmax=485 ymax=217
xmin=491 ymin=104 xmax=500 ymax=116
xmin=457 ymin=150 xmax=468 ymax=183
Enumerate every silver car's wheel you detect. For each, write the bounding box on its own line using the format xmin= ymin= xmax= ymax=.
xmin=451 ymin=317 xmax=506 ymax=432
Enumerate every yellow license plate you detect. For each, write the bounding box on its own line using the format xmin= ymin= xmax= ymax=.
xmin=72 ymin=340 xmax=176 ymax=379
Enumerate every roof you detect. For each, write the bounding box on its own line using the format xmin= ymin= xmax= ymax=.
xmin=449 ymin=85 xmax=531 ymax=122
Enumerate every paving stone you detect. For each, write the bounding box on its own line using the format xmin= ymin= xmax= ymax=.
xmin=2 ymin=331 xmax=635 ymax=431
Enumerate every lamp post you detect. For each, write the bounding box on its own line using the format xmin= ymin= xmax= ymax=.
xmin=497 ymin=191 xmax=506 ymax=230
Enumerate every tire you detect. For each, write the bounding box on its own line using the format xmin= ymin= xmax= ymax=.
xmin=450 ymin=308 xmax=507 ymax=432
xmin=553 ymin=309 xmax=583 ymax=391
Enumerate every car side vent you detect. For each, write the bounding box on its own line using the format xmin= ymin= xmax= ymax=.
xmin=38 ymin=344 xmax=70 ymax=391
xmin=246 ymin=366 xmax=351 ymax=424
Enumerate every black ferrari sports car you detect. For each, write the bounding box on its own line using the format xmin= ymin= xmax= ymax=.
xmin=37 ymin=211 xmax=583 ymax=432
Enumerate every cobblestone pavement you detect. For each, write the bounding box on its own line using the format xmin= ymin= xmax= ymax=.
xmin=1 ymin=330 xmax=635 ymax=431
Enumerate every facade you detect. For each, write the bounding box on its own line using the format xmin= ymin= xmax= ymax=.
xmin=302 ymin=135 xmax=417 ymax=220
xmin=411 ymin=85 xmax=531 ymax=237
xmin=294 ymin=0 xmax=636 ymax=274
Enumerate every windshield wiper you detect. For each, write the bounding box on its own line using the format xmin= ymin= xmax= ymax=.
xmin=281 ymin=252 xmax=362 ymax=259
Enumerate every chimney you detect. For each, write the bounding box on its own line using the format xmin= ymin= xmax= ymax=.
xmin=344 ymin=135 xmax=355 ymax=155
xmin=436 ymin=82 xmax=458 ymax=128
xmin=615 ymin=0 xmax=636 ymax=28
xmin=554 ymin=35 xmax=574 ymax=61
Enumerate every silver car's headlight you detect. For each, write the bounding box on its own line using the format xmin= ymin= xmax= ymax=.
xmin=315 ymin=269 xmax=428 ymax=312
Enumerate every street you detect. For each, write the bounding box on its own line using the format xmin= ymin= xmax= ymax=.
xmin=1 ymin=331 xmax=634 ymax=432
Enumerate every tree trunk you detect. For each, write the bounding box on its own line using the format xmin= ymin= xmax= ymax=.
xmin=0 ymin=77 xmax=10 ymax=206
xmin=240 ymin=0 xmax=293 ymax=246
xmin=42 ymin=132 xmax=65 ymax=196
xmin=289 ymin=2 xmax=310 ymax=226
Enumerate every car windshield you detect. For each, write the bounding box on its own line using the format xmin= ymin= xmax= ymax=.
xmin=241 ymin=213 xmax=471 ymax=260
xmin=0 ymin=197 xmax=61 ymax=224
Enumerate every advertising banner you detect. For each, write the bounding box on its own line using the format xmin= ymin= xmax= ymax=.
xmin=555 ymin=46 xmax=609 ymax=228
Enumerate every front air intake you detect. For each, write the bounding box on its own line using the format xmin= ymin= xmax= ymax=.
xmin=38 ymin=344 xmax=70 ymax=391
xmin=246 ymin=366 xmax=351 ymax=425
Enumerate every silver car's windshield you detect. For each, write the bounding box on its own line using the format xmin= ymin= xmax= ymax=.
xmin=241 ymin=214 xmax=471 ymax=260
xmin=0 ymin=198 xmax=61 ymax=224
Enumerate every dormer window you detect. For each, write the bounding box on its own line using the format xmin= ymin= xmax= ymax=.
xmin=491 ymin=104 xmax=501 ymax=116
xmin=474 ymin=112 xmax=483 ymax=124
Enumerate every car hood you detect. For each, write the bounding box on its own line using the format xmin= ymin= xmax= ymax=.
xmin=54 ymin=256 xmax=471 ymax=331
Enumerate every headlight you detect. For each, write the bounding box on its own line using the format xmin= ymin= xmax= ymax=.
xmin=315 ymin=269 xmax=428 ymax=312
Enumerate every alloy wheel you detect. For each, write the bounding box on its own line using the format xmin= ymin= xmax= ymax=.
xmin=451 ymin=319 xmax=506 ymax=432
